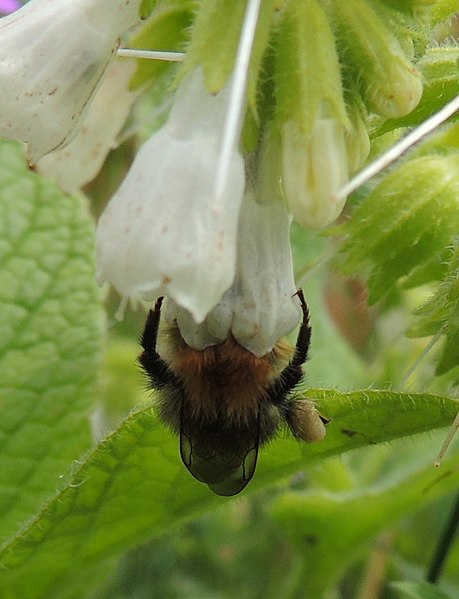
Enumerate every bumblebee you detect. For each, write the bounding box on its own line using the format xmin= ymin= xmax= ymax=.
xmin=138 ymin=289 xmax=326 ymax=496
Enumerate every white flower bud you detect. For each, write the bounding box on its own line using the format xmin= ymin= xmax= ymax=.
xmin=36 ymin=60 xmax=138 ymax=192
xmin=0 ymin=0 xmax=141 ymax=162
xmin=96 ymin=68 xmax=245 ymax=323
xmin=281 ymin=118 xmax=349 ymax=229
xmin=168 ymin=190 xmax=301 ymax=357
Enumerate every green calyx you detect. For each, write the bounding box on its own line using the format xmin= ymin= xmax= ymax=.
xmin=274 ymin=0 xmax=350 ymax=136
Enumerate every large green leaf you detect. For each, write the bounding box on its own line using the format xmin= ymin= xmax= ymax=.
xmin=336 ymin=154 xmax=459 ymax=303
xmin=0 ymin=388 xmax=457 ymax=598
xmin=0 ymin=141 xmax=104 ymax=540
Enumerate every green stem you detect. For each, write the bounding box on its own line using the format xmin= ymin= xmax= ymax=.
xmin=426 ymin=491 xmax=459 ymax=583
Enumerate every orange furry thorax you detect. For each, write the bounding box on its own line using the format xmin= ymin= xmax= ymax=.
xmin=162 ymin=324 xmax=293 ymax=421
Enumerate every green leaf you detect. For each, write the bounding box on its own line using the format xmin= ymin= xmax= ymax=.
xmin=0 ymin=141 xmax=104 ymax=540
xmin=432 ymin=1 xmax=459 ymax=26
xmin=337 ymin=154 xmax=459 ymax=303
xmin=269 ymin=437 xmax=459 ymax=598
xmin=0 ymin=388 xmax=457 ymax=597
xmin=391 ymin=580 xmax=455 ymax=599
xmin=409 ymin=240 xmax=459 ymax=374
xmin=129 ymin=4 xmax=194 ymax=90
xmin=271 ymin=460 xmax=457 ymax=599
xmin=139 ymin=0 xmax=158 ymax=19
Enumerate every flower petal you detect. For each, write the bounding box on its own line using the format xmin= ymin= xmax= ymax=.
xmin=0 ymin=0 xmax=141 ymax=162
xmin=36 ymin=60 xmax=138 ymax=192
xmin=169 ymin=190 xmax=301 ymax=357
xmin=96 ymin=68 xmax=245 ymax=323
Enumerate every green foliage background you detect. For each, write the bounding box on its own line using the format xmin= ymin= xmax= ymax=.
xmin=1 ymin=1 xmax=459 ymax=598
xmin=1 ymin=137 xmax=459 ymax=598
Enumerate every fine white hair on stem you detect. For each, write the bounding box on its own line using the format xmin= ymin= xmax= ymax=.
xmin=117 ymin=48 xmax=186 ymax=61
xmin=435 ymin=411 xmax=459 ymax=467
xmin=335 ymin=94 xmax=459 ymax=202
xmin=401 ymin=328 xmax=444 ymax=388
xmin=213 ymin=0 xmax=262 ymax=210
xmin=116 ymin=0 xmax=261 ymax=211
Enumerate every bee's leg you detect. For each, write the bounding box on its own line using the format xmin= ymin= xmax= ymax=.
xmin=138 ymin=297 xmax=178 ymax=387
xmin=140 ymin=297 xmax=164 ymax=353
xmin=265 ymin=290 xmax=328 ymax=439
xmin=265 ymin=289 xmax=311 ymax=404
xmin=290 ymin=288 xmax=311 ymax=368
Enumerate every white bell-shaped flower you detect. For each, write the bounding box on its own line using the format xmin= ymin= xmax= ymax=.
xmin=282 ymin=118 xmax=349 ymax=229
xmin=168 ymin=190 xmax=301 ymax=357
xmin=0 ymin=0 xmax=141 ymax=162
xmin=36 ymin=60 xmax=138 ymax=193
xmin=96 ymin=68 xmax=246 ymax=323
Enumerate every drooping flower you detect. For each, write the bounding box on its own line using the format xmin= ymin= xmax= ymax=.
xmin=167 ymin=189 xmax=301 ymax=357
xmin=95 ymin=68 xmax=245 ymax=323
xmin=0 ymin=0 xmax=141 ymax=162
xmin=36 ymin=60 xmax=138 ymax=193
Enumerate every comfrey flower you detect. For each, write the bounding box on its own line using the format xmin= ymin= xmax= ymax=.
xmin=166 ymin=189 xmax=301 ymax=357
xmin=0 ymin=0 xmax=141 ymax=162
xmin=95 ymin=68 xmax=245 ymax=323
xmin=36 ymin=60 xmax=138 ymax=193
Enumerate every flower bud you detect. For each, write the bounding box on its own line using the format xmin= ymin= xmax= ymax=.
xmin=0 ymin=0 xmax=141 ymax=162
xmin=281 ymin=118 xmax=349 ymax=229
xmin=274 ymin=0 xmax=351 ymax=229
xmin=96 ymin=68 xmax=245 ymax=323
xmin=331 ymin=0 xmax=423 ymax=118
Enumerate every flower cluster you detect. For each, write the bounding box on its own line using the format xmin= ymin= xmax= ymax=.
xmin=0 ymin=0 xmax=433 ymax=356
xmin=0 ymin=0 xmax=141 ymax=162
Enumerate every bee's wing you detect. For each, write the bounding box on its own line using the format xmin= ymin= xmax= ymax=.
xmin=180 ymin=417 xmax=259 ymax=496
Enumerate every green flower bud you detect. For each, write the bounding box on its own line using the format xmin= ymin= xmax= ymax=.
xmin=275 ymin=0 xmax=351 ymax=228
xmin=331 ymin=0 xmax=423 ymax=118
